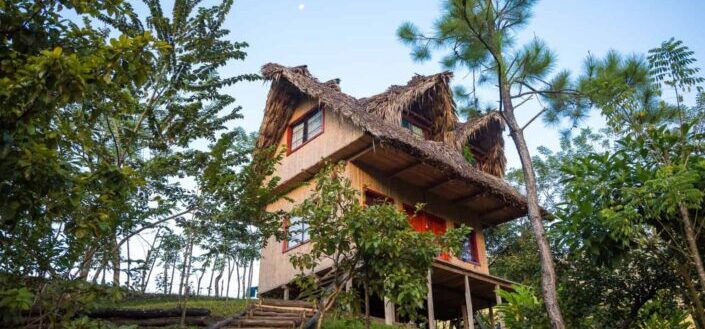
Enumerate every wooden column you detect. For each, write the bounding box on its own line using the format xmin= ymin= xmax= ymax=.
xmin=461 ymin=306 xmax=469 ymax=329
xmin=488 ymin=307 xmax=494 ymax=328
xmin=384 ymin=296 xmax=395 ymax=325
xmin=495 ymin=284 xmax=505 ymax=329
xmin=283 ymin=285 xmax=290 ymax=301
xmin=464 ymin=276 xmax=475 ymax=329
xmin=427 ymin=270 xmax=435 ymax=329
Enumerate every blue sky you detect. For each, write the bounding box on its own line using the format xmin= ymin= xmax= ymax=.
xmin=114 ymin=0 xmax=705 ymax=292
xmin=222 ymin=0 xmax=705 ymax=168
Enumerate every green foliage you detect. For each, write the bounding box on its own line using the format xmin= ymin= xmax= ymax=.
xmin=1 ymin=0 xmax=262 ymax=326
xmin=495 ymin=285 xmax=550 ymax=329
xmin=321 ymin=316 xmax=397 ymax=329
xmin=289 ymin=163 xmax=470 ymax=326
xmin=98 ymin=295 xmax=247 ymax=317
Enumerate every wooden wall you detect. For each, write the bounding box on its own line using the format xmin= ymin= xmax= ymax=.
xmin=272 ymin=99 xmax=364 ymax=185
xmin=259 ymin=161 xmax=490 ymax=294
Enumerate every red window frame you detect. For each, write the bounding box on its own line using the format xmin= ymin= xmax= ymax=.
xmin=286 ymin=107 xmax=325 ymax=155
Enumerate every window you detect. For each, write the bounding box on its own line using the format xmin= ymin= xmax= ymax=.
xmin=364 ymin=189 xmax=393 ymax=207
xmin=460 ymin=231 xmax=479 ymax=264
xmin=284 ymin=216 xmax=309 ymax=251
xmin=288 ymin=108 xmax=324 ymax=153
xmin=403 ymin=205 xmax=451 ymax=261
xmin=401 ymin=118 xmax=426 ymax=138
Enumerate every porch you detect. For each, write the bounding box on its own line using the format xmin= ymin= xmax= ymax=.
xmin=420 ymin=259 xmax=513 ymax=329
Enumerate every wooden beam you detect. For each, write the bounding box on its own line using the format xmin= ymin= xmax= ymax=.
xmin=347 ymin=145 xmax=374 ymax=162
xmin=453 ymin=189 xmax=483 ymax=204
xmin=464 ymin=276 xmax=475 ymax=329
xmin=427 ymin=270 xmax=436 ymax=329
xmin=389 ymin=161 xmax=421 ymax=178
xmin=479 ymin=205 xmax=507 ymax=221
xmin=423 ymin=176 xmax=454 ymax=192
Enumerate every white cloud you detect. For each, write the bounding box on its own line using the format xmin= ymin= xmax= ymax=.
xmin=298 ymin=3 xmax=305 ymax=11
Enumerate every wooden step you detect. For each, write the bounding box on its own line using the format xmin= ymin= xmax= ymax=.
xmin=259 ymin=298 xmax=314 ymax=309
xmin=231 ymin=318 xmax=297 ymax=327
xmin=257 ymin=305 xmax=315 ymax=315
xmin=251 ymin=310 xmax=302 ymax=317
xmin=247 ymin=315 xmax=302 ymax=322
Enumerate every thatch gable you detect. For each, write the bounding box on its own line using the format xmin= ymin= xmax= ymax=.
xmin=256 ymin=63 xmax=529 ymax=214
xmin=453 ymin=112 xmax=506 ymax=177
xmin=360 ymin=73 xmax=457 ymax=143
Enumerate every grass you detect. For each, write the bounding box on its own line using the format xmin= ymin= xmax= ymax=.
xmin=98 ymin=295 xmax=248 ymax=317
xmin=321 ymin=316 xmax=399 ymax=329
xmin=98 ymin=295 xmax=399 ymax=328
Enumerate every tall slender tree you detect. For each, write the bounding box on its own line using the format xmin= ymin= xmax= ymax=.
xmin=398 ymin=1 xmax=587 ymax=326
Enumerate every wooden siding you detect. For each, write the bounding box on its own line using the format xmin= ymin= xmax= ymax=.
xmin=258 ymin=160 xmax=490 ymax=294
xmin=272 ymin=99 xmax=365 ymax=185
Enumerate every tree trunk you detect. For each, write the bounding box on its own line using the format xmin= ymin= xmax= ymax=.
xmin=79 ymin=245 xmax=97 ymax=281
xmin=180 ymin=236 xmax=194 ymax=329
xmin=235 ymin=261 xmax=241 ymax=298
xmin=240 ymin=262 xmax=247 ymax=299
xmin=142 ymin=237 xmax=162 ymax=293
xmin=179 ymin=247 xmax=188 ymax=297
xmin=363 ymin=279 xmax=370 ymax=329
xmin=214 ymin=265 xmax=224 ymax=298
xmin=226 ymin=257 xmax=233 ymax=298
xmin=164 ymin=260 xmax=170 ymax=294
xmin=197 ymin=265 xmax=207 ymax=296
xmin=92 ymin=255 xmax=108 ymax=284
xmin=126 ymin=237 xmax=131 ymax=289
xmin=169 ymin=258 xmax=177 ymax=295
xmin=500 ymin=85 xmax=565 ymax=329
xmin=679 ymin=204 xmax=705 ymax=293
xmin=111 ymin=237 xmax=121 ymax=287
xmin=208 ymin=255 xmax=218 ymax=296
xmin=247 ymin=258 xmax=255 ymax=299
xmin=680 ymin=262 xmax=705 ymax=329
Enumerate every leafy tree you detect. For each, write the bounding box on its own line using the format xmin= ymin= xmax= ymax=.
xmin=289 ymin=163 xmax=469 ymax=329
xmin=397 ymin=2 xmax=593 ymax=326
xmin=560 ymin=39 xmax=705 ymax=327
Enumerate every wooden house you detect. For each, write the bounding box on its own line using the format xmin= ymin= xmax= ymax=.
xmin=254 ymin=63 xmax=531 ymax=328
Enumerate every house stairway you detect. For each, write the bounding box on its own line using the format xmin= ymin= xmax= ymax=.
xmin=210 ymin=298 xmax=317 ymax=329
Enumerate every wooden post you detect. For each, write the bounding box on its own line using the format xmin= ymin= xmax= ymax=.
xmin=489 ymin=307 xmax=494 ymax=328
xmin=427 ymin=270 xmax=435 ymax=329
xmin=283 ymin=285 xmax=290 ymax=301
xmin=464 ymin=276 xmax=475 ymax=329
xmin=461 ymin=306 xmax=469 ymax=329
xmin=384 ymin=296 xmax=395 ymax=325
xmin=495 ymin=284 xmax=505 ymax=329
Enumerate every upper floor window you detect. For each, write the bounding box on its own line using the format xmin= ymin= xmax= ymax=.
xmin=460 ymin=231 xmax=479 ymax=264
xmin=401 ymin=113 xmax=429 ymax=139
xmin=288 ymin=108 xmax=323 ymax=153
xmin=284 ymin=216 xmax=309 ymax=251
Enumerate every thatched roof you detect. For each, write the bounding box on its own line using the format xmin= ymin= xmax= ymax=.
xmin=256 ymin=63 xmax=527 ymax=211
xmin=453 ymin=112 xmax=507 ymax=177
xmin=360 ymin=73 xmax=457 ymax=143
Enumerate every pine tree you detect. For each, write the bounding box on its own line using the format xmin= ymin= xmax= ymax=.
xmin=398 ymin=1 xmax=586 ymax=327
